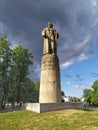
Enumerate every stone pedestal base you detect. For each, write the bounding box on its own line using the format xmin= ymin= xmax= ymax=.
xmin=24 ymin=103 xmax=83 ymax=113
xmin=39 ymin=54 xmax=61 ymax=103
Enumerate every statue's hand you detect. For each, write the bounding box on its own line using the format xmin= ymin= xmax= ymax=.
xmin=43 ymin=35 xmax=47 ymax=38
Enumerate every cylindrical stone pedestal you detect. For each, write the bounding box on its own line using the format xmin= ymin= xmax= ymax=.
xmin=39 ymin=54 xmax=61 ymax=103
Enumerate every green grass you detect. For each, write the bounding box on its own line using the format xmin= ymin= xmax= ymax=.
xmin=0 ymin=109 xmax=98 ymax=130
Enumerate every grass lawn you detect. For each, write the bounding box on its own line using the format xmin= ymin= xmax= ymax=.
xmin=0 ymin=109 xmax=98 ymax=130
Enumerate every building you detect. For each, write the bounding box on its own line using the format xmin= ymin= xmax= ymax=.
xmin=62 ymin=96 xmax=73 ymax=102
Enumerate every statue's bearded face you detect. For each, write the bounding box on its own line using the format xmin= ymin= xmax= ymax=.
xmin=48 ymin=22 xmax=53 ymax=28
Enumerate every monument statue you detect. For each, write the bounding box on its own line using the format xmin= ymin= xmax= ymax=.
xmin=42 ymin=22 xmax=59 ymax=55
xmin=39 ymin=22 xmax=61 ymax=103
xmin=25 ymin=22 xmax=83 ymax=113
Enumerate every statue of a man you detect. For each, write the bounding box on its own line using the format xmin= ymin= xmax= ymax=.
xmin=42 ymin=22 xmax=59 ymax=55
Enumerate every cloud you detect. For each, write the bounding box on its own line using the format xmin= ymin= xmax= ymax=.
xmin=75 ymin=82 xmax=92 ymax=90
xmin=75 ymin=83 xmax=84 ymax=89
xmin=0 ymin=0 xmax=98 ymax=80
xmin=67 ymin=81 xmax=71 ymax=85
xmin=91 ymin=72 xmax=98 ymax=77
xmin=0 ymin=22 xmax=7 ymax=35
xmin=29 ymin=62 xmax=41 ymax=81
xmin=76 ymin=74 xmax=83 ymax=81
xmin=75 ymin=84 xmax=84 ymax=89
xmin=61 ymin=61 xmax=73 ymax=68
xmin=64 ymin=72 xmax=72 ymax=78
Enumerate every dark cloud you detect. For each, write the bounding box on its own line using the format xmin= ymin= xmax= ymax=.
xmin=0 ymin=0 xmax=98 ymax=80
xmin=76 ymin=74 xmax=83 ymax=81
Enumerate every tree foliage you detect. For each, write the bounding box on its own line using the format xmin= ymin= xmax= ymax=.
xmin=83 ymin=80 xmax=98 ymax=106
xmin=91 ymin=80 xmax=98 ymax=106
xmin=20 ymin=80 xmax=40 ymax=103
xmin=83 ymin=89 xmax=92 ymax=104
xmin=0 ymin=36 xmax=35 ymax=109
xmin=72 ymin=97 xmax=80 ymax=102
xmin=0 ymin=36 xmax=12 ymax=108
xmin=61 ymin=91 xmax=65 ymax=96
xmin=9 ymin=45 xmax=33 ymax=107
xmin=32 ymin=81 xmax=40 ymax=102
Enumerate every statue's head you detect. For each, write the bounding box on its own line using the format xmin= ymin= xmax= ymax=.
xmin=48 ymin=22 xmax=53 ymax=28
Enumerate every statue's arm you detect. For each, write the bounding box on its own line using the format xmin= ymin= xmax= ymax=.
xmin=54 ymin=29 xmax=59 ymax=39
xmin=42 ymin=28 xmax=46 ymax=38
xmin=56 ymin=32 xmax=59 ymax=39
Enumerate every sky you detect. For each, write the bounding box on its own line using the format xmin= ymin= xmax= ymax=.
xmin=0 ymin=0 xmax=98 ymax=98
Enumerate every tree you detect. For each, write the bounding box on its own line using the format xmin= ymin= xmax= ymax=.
xmin=83 ymin=89 xmax=92 ymax=104
xmin=72 ymin=97 xmax=80 ymax=102
xmin=32 ymin=81 xmax=40 ymax=102
xmin=8 ymin=45 xmax=33 ymax=108
xmin=61 ymin=91 xmax=65 ymax=96
xmin=0 ymin=36 xmax=34 ymax=109
xmin=19 ymin=80 xmax=40 ymax=103
xmin=20 ymin=77 xmax=34 ymax=103
xmin=91 ymin=80 xmax=98 ymax=106
xmin=0 ymin=36 xmax=12 ymax=109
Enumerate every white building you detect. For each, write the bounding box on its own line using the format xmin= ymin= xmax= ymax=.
xmin=62 ymin=96 xmax=73 ymax=102
xmin=80 ymin=97 xmax=85 ymax=102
